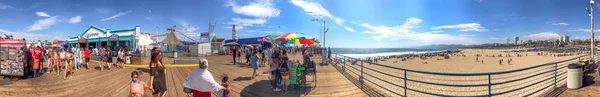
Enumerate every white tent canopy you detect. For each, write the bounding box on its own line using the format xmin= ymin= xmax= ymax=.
xmin=137 ymin=34 xmax=154 ymax=46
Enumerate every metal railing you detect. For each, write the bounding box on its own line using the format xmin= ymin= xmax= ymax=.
xmin=332 ymin=53 xmax=590 ymax=97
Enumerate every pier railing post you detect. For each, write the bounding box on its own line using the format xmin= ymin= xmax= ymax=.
xmin=343 ymin=57 xmax=346 ymax=72
xmin=488 ymin=74 xmax=492 ymax=96
xmin=360 ymin=61 xmax=364 ymax=89
xmin=404 ymin=70 xmax=408 ymax=97
xmin=555 ymin=63 xmax=558 ymax=89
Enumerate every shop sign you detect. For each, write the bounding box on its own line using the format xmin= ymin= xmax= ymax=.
xmin=85 ymin=32 xmax=100 ymax=37
xmin=109 ymin=34 xmax=119 ymax=41
xmin=79 ymin=38 xmax=87 ymax=43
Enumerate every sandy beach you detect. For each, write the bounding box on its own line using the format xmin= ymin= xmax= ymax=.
xmin=375 ymin=49 xmax=583 ymax=73
xmin=334 ymin=48 xmax=587 ymax=96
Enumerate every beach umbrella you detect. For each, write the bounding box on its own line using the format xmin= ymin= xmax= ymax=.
xmin=275 ymin=32 xmax=308 ymax=41
xmin=266 ymin=35 xmax=279 ymax=41
xmin=223 ymin=42 xmax=239 ymax=46
xmin=281 ymin=38 xmax=318 ymax=45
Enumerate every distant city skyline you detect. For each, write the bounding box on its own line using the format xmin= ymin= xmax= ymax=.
xmin=2 ymin=0 xmax=600 ymax=48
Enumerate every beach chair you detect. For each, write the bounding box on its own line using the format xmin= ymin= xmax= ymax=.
xmin=300 ymin=60 xmax=317 ymax=92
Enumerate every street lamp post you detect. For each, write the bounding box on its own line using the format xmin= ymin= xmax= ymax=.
xmin=587 ymin=0 xmax=596 ymax=61
xmin=311 ymin=19 xmax=329 ymax=65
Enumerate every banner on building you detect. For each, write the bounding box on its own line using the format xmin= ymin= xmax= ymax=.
xmin=79 ymin=37 xmax=87 ymax=43
xmin=109 ymin=34 xmax=119 ymax=41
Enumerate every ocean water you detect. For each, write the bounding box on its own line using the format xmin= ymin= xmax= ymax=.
xmin=331 ymin=48 xmax=448 ymax=58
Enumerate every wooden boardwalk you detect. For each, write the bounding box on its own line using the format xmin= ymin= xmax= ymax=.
xmin=0 ymin=55 xmax=368 ymax=97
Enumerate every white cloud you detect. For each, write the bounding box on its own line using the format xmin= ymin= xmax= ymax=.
xmin=224 ymin=18 xmax=267 ymax=29
xmin=551 ymin=22 xmax=569 ymax=26
xmin=0 ymin=3 xmax=13 ymax=9
xmin=68 ymin=16 xmax=82 ymax=24
xmin=36 ymin=12 xmax=51 ymax=17
xmin=290 ymin=0 xmax=344 ymax=25
xmin=489 ymin=38 xmax=501 ymax=40
xmin=360 ymin=18 xmax=478 ymax=45
xmin=0 ymin=29 xmax=60 ymax=40
xmin=224 ymin=0 xmax=280 ymax=18
xmin=568 ymin=28 xmax=600 ymax=32
xmin=432 ymin=23 xmax=488 ymax=32
xmin=344 ymin=27 xmax=355 ymax=32
xmin=100 ymin=10 xmax=132 ymax=21
xmin=423 ymin=31 xmax=444 ymax=33
xmin=524 ymin=32 xmax=561 ymax=40
xmin=27 ymin=16 xmax=62 ymax=31
xmin=144 ymin=17 xmax=153 ymax=20
xmin=459 ymin=34 xmax=475 ymax=37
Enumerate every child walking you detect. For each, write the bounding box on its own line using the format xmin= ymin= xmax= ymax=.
xmin=270 ymin=54 xmax=281 ymax=92
xmin=279 ymin=57 xmax=290 ymax=93
xmin=130 ymin=71 xmax=150 ymax=97
xmin=221 ymin=75 xmax=230 ymax=97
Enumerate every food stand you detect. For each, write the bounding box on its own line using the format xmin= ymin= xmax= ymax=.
xmin=0 ymin=38 xmax=26 ymax=80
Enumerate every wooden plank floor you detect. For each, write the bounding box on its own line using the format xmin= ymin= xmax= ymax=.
xmin=0 ymin=55 xmax=367 ymax=97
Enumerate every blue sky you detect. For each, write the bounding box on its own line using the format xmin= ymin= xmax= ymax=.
xmin=1 ymin=0 xmax=600 ymax=48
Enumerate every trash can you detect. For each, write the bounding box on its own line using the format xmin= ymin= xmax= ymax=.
xmin=567 ymin=63 xmax=583 ymax=89
xmin=173 ymin=51 xmax=178 ymax=58
xmin=125 ymin=56 xmax=131 ymax=64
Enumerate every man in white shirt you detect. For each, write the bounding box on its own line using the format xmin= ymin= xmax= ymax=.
xmin=183 ymin=58 xmax=225 ymax=96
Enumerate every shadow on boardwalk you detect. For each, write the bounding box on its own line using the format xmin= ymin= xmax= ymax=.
xmin=331 ymin=62 xmax=386 ymax=97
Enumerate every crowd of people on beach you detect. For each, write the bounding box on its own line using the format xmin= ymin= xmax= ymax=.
xmin=332 ymin=50 xmax=463 ymax=65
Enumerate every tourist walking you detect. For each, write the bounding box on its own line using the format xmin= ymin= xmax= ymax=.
xmin=84 ymin=46 xmax=91 ymax=69
xmin=52 ymin=49 xmax=60 ymax=75
xmin=279 ymin=57 xmax=290 ymax=92
xmin=60 ymin=48 xmax=66 ymax=71
xmin=106 ymin=47 xmax=113 ymax=70
xmin=130 ymin=71 xmax=150 ymax=97
xmin=64 ymin=49 xmax=74 ymax=80
xmin=79 ymin=48 xmax=84 ymax=69
xmin=251 ymin=49 xmax=260 ymax=79
xmin=231 ymin=46 xmax=238 ymax=64
xmin=97 ymin=47 xmax=106 ymax=71
xmin=182 ymin=58 xmax=225 ymax=97
xmin=32 ymin=46 xmax=42 ymax=78
xmin=150 ymin=50 xmax=167 ymax=97
xmin=73 ymin=45 xmax=80 ymax=71
xmin=117 ymin=48 xmax=125 ymax=68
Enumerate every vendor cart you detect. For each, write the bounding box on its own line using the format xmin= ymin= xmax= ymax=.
xmin=0 ymin=38 xmax=26 ymax=81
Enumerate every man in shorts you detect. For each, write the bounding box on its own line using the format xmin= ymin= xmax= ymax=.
xmin=84 ymin=46 xmax=91 ymax=69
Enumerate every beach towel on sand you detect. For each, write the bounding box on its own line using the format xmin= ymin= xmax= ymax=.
xmin=183 ymin=68 xmax=225 ymax=93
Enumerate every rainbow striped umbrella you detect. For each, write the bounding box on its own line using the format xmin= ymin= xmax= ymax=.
xmin=275 ymin=32 xmax=308 ymax=41
xmin=283 ymin=38 xmax=318 ymax=45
